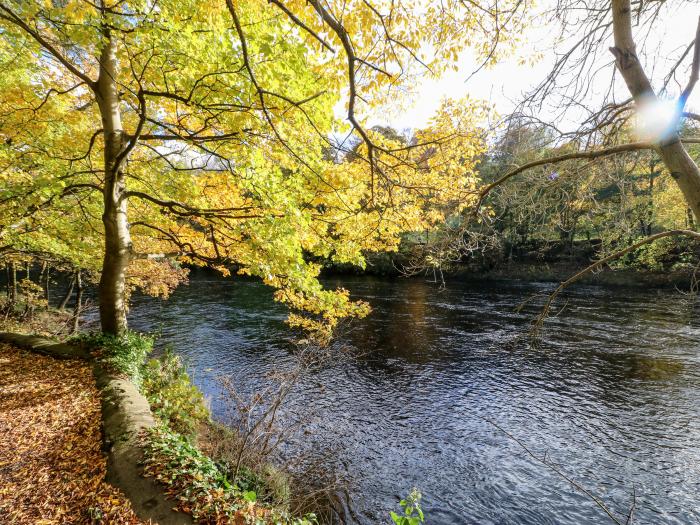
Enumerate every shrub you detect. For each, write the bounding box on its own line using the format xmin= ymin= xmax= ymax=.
xmin=142 ymin=426 xmax=317 ymax=525
xmin=198 ymin=421 xmax=293 ymax=508
xmin=17 ymin=278 xmax=47 ymax=318
xmin=73 ymin=330 xmax=154 ymax=386
xmin=141 ymin=348 xmax=209 ymax=437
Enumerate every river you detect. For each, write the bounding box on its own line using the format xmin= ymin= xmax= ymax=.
xmin=127 ymin=272 xmax=700 ymax=524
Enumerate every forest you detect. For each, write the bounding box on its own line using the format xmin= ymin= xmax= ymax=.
xmin=1 ymin=1 xmax=699 ymax=524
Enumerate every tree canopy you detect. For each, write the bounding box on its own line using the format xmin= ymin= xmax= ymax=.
xmin=0 ymin=0 xmax=527 ymax=339
xmin=4 ymin=0 xmax=700 ymax=339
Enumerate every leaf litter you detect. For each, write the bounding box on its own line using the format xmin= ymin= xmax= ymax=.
xmin=0 ymin=343 xmax=149 ymax=524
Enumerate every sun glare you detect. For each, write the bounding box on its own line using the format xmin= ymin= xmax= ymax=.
xmin=634 ymin=98 xmax=681 ymax=142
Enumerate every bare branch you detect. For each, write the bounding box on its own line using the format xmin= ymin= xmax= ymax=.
xmin=484 ymin=418 xmax=628 ymax=525
xmin=680 ymin=16 xmax=700 ymax=110
xmin=533 ymin=229 xmax=700 ymax=336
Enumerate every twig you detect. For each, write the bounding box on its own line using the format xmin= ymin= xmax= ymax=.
xmin=483 ymin=417 xmax=629 ymax=525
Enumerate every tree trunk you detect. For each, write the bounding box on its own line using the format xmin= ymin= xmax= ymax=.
xmin=95 ymin=32 xmax=131 ymax=335
xmin=644 ymin=164 xmax=655 ymax=236
xmin=72 ymin=270 xmax=83 ymax=334
xmin=657 ymin=143 xmax=700 ymax=222
xmin=8 ymin=262 xmax=16 ymax=304
xmin=58 ymin=273 xmax=76 ymax=310
xmin=44 ymin=264 xmax=50 ymax=309
xmin=38 ymin=261 xmax=46 ymax=289
xmin=611 ymin=0 xmax=700 ymax=223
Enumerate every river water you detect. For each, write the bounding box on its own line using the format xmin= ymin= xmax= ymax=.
xmin=127 ymin=273 xmax=700 ymax=524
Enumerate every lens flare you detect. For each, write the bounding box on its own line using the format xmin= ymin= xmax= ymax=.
xmin=634 ymin=98 xmax=681 ymax=142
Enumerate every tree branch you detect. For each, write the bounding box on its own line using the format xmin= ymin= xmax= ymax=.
xmin=477 ymin=141 xmax=656 ymax=208
xmin=680 ymin=16 xmax=700 ymax=110
xmin=267 ymin=0 xmax=335 ymax=53
xmin=532 ymin=229 xmax=700 ymax=336
xmin=0 ymin=3 xmax=95 ymax=86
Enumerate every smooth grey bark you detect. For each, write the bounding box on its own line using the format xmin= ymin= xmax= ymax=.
xmin=0 ymin=5 xmax=133 ymax=335
xmin=95 ymin=32 xmax=131 ymax=335
xmin=610 ymin=0 xmax=700 ymax=222
xmin=44 ymin=265 xmax=50 ymax=309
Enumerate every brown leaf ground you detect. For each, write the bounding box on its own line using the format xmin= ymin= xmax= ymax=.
xmin=0 ymin=342 xmax=147 ymax=524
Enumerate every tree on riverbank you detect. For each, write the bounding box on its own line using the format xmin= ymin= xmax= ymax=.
xmin=470 ymin=119 xmax=700 ymax=271
xmin=478 ymin=1 xmax=700 ymax=259
xmin=0 ymin=0 xmax=527 ymax=339
xmin=407 ymin=1 xmax=700 ymax=297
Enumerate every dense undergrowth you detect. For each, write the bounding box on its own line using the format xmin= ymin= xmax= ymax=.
xmin=74 ymin=330 xmax=318 ymax=525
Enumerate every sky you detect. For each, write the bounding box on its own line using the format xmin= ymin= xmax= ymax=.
xmin=364 ymin=1 xmax=700 ymax=133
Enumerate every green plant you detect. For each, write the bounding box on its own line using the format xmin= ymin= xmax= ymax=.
xmin=17 ymin=278 xmax=48 ymax=317
xmin=142 ymin=426 xmax=317 ymax=524
xmin=72 ymin=331 xmax=154 ymax=386
xmin=390 ymin=489 xmax=425 ymax=525
xmin=142 ymin=425 xmax=240 ymax=520
xmin=216 ymin=462 xmax=291 ymax=507
xmin=141 ymin=348 xmax=209 ymax=436
xmin=260 ymin=464 xmax=292 ymax=507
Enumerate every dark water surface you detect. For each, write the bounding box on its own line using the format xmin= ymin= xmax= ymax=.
xmin=128 ymin=274 xmax=700 ymax=524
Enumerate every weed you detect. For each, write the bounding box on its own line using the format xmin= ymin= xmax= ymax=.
xmin=142 ymin=425 xmax=317 ymax=524
xmin=141 ymin=348 xmax=209 ymax=437
xmin=390 ymin=489 xmax=425 ymax=525
xmin=73 ymin=331 xmax=154 ymax=386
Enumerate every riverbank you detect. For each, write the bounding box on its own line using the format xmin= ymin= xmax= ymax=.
xmin=0 ymin=342 xmax=144 ymax=524
xmin=0 ymin=331 xmax=322 ymax=525
xmin=452 ymin=262 xmax=697 ymax=288
xmin=322 ymin=241 xmax=699 ymax=289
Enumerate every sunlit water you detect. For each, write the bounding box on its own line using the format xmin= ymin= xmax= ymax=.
xmin=127 ymin=272 xmax=700 ymax=524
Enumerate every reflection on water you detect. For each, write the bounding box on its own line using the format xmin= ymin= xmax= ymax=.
xmin=128 ymin=272 xmax=700 ymax=525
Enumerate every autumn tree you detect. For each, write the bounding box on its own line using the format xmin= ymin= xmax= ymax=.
xmin=0 ymin=0 xmax=528 ymax=338
xmin=481 ymin=1 xmax=700 ymax=219
xmin=451 ymin=0 xmax=700 ymax=327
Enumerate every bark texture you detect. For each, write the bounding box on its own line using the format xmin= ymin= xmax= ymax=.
xmin=95 ymin=33 xmax=131 ymax=335
xmin=58 ymin=273 xmax=75 ymax=311
xmin=72 ymin=270 xmax=83 ymax=334
xmin=611 ymin=0 xmax=700 ymax=221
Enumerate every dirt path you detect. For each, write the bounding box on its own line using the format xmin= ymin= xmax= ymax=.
xmin=0 ymin=342 xmax=146 ymax=524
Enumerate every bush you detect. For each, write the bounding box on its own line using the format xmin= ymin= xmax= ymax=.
xmin=198 ymin=421 xmax=292 ymax=507
xmin=73 ymin=330 xmax=154 ymax=386
xmin=142 ymin=426 xmax=317 ymax=525
xmin=141 ymin=348 xmax=209 ymax=437
xmin=611 ymin=236 xmax=700 ymax=272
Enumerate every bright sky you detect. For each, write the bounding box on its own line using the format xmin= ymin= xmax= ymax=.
xmin=367 ymin=2 xmax=700 ymax=133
